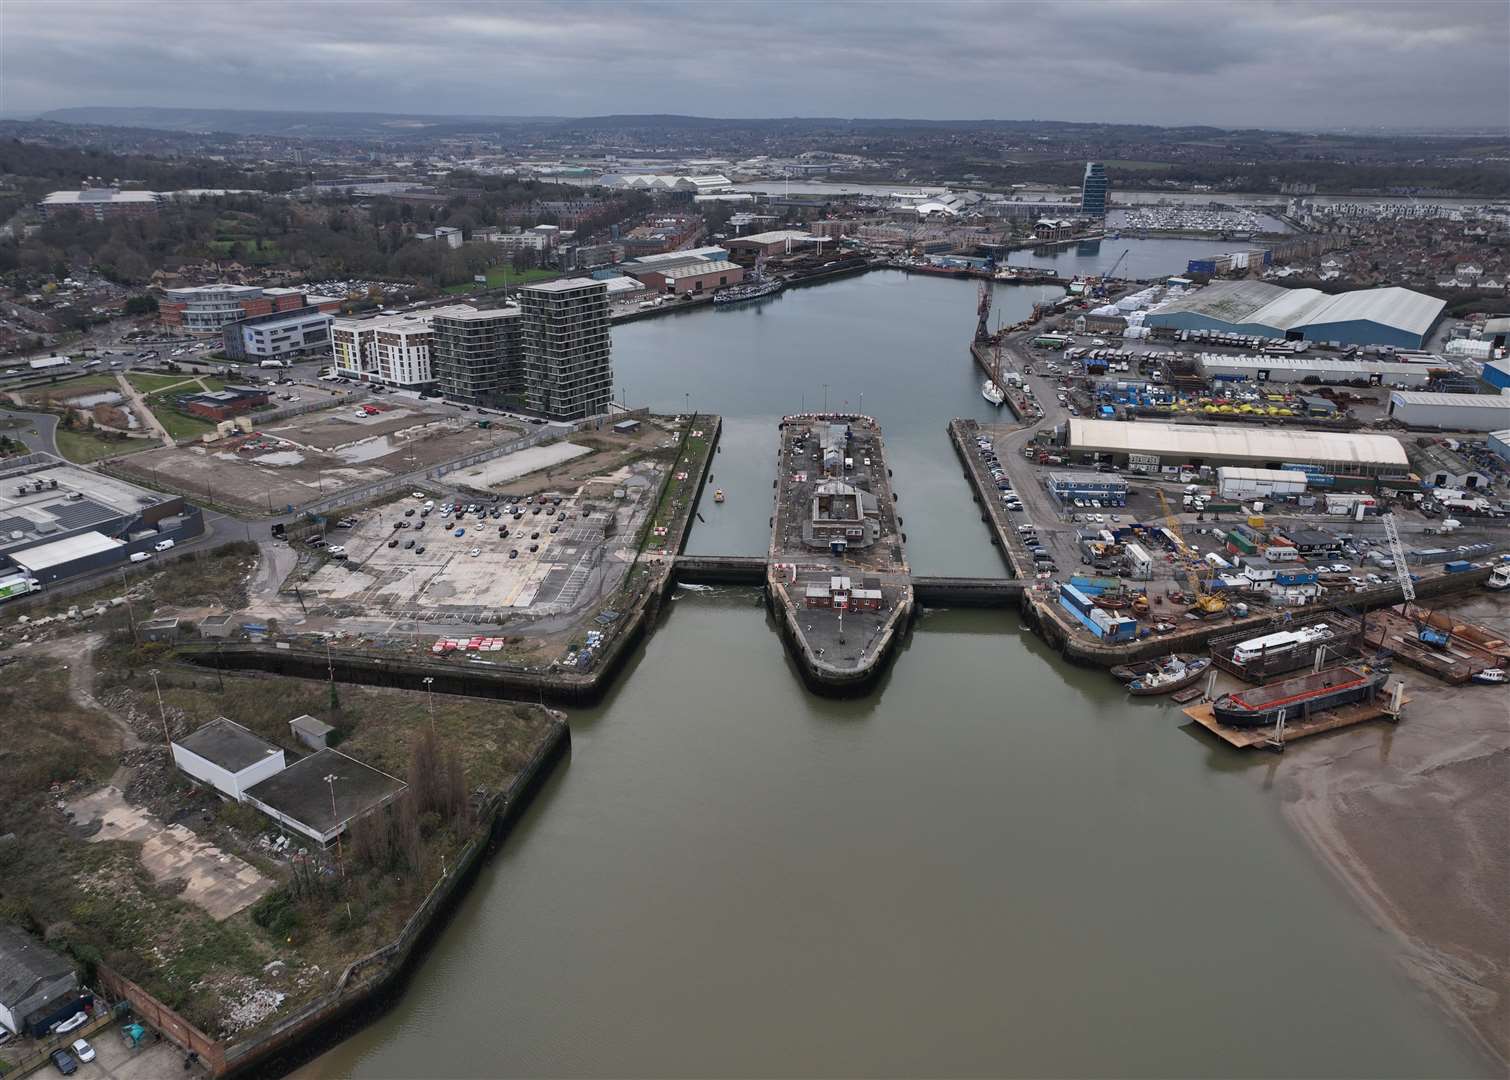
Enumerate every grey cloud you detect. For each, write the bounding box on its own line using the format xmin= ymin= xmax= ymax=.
xmin=1 ymin=0 xmax=1506 ymax=129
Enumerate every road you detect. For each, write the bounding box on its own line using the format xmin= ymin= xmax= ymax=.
xmin=0 ymin=405 xmax=60 ymax=455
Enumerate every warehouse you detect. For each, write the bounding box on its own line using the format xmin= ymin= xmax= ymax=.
xmin=0 ymin=453 xmax=203 ymax=581
xmin=1063 ymin=418 xmax=1409 ymax=476
xmin=1387 ymin=391 xmax=1510 ymax=432
xmin=1145 ymin=280 xmax=1445 ymax=348
xmin=7 ymin=531 xmax=125 ymax=583
xmin=636 ymin=259 xmax=745 ymax=296
xmin=1198 ymin=353 xmax=1433 ymax=388
xmin=724 ymin=230 xmax=816 ymax=260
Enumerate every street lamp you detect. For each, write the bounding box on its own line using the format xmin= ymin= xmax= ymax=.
xmin=324 ymin=772 xmax=347 ymax=878
xmin=422 ymin=676 xmax=436 ymax=735
xmin=148 ymin=668 xmax=170 ymax=753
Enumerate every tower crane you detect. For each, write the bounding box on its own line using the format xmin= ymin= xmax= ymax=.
xmin=1156 ymin=489 xmax=1227 ymax=618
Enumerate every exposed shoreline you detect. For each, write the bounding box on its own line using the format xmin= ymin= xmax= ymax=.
xmin=1275 ymin=595 xmax=1510 ymax=1072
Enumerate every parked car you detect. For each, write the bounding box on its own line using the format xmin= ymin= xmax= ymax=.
xmin=509 ymin=550 xmax=519 ymax=559
xmin=454 ymin=528 xmax=465 ymax=537
xmin=50 ymin=1048 xmax=78 ymax=1075
xmin=470 ymin=548 xmax=481 ymax=557
xmin=404 ymin=539 xmax=415 ymax=549
xmin=71 ymin=1039 xmax=95 ymax=1063
xmin=415 ymin=546 xmax=426 ymax=555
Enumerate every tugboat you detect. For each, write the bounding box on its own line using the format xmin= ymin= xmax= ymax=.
xmin=1212 ymin=665 xmax=1388 ymax=727
xmin=1128 ymin=655 xmax=1211 ymax=696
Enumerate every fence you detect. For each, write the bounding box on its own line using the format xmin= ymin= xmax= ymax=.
xmin=96 ymin=966 xmax=226 ymax=1075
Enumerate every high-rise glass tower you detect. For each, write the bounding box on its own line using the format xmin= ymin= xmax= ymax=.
xmin=1081 ymin=162 xmax=1108 ymax=217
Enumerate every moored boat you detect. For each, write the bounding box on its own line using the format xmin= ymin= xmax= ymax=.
xmin=1212 ymin=665 xmax=1387 ymax=727
xmin=1128 ymin=656 xmax=1211 ymax=696
xmin=1471 ymin=667 xmax=1506 ymax=685
xmin=1112 ymin=652 xmax=1198 ymax=682
xmin=714 ymin=277 xmax=784 ymax=305
xmin=981 ymin=380 xmax=1005 ymax=407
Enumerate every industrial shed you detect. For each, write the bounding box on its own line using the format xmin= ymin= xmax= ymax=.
xmin=171 ymin=717 xmax=287 ymax=801
xmin=243 ymin=748 xmax=407 ymax=846
xmin=6 ymin=530 xmax=125 ymax=583
xmin=1198 ymin=354 xmax=1433 ymax=387
xmin=1064 ymin=418 xmax=1409 ymax=476
xmin=1387 ymin=391 xmax=1510 ymax=432
xmin=1145 ymin=281 xmax=1445 ymax=348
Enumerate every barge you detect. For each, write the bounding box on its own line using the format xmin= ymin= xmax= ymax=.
xmin=768 ymin=413 xmax=913 ymax=694
xmin=1212 ymin=665 xmax=1388 ymax=728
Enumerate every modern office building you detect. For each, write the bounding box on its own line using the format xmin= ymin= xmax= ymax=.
xmin=431 ymin=304 xmax=524 ymax=406
xmin=222 ymin=306 xmax=333 ymax=362
xmin=519 ymin=279 xmax=613 ymax=420
xmin=160 ymin=285 xmax=311 ymax=334
xmin=1080 ymin=162 xmax=1108 ymax=218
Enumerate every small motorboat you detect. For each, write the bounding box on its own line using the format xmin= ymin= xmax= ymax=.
xmin=1128 ymin=656 xmax=1211 ymax=696
xmin=1113 ymin=652 xmax=1198 ymax=682
xmin=1471 ymin=668 xmax=1506 ymax=685
xmin=713 ymin=489 xmax=725 ymax=503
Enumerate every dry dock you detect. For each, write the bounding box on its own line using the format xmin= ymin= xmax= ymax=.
xmin=768 ymin=413 xmax=913 ymax=694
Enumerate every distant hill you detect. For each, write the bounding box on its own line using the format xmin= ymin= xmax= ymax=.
xmin=37 ymin=106 xmax=562 ymax=138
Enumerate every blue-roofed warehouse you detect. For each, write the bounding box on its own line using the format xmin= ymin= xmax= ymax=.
xmin=1144 ymin=280 xmax=1445 ymax=349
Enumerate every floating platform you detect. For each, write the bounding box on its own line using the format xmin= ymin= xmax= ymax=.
xmin=1182 ymin=692 xmax=1408 ymax=751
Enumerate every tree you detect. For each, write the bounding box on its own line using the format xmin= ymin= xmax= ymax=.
xmin=124 ymin=294 xmax=158 ymax=315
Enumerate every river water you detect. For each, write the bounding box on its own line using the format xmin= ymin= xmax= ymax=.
xmin=300 ymin=265 xmax=1490 ymax=1078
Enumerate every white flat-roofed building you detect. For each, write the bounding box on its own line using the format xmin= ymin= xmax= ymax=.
xmin=7 ymin=531 xmax=125 ymax=578
xmin=1198 ymin=353 xmax=1433 ymax=387
xmin=1387 ymin=390 xmax=1510 ymax=432
xmin=1065 ymin=417 xmax=1409 ymax=476
xmin=170 ymin=717 xmax=287 ymax=801
xmin=38 ymin=188 xmax=163 ymax=220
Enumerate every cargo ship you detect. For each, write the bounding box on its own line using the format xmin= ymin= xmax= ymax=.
xmin=1212 ymin=665 xmax=1387 ymax=728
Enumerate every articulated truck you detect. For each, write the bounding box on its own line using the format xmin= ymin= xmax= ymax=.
xmin=0 ymin=573 xmax=41 ymax=603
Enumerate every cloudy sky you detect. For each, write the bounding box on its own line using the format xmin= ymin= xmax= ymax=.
xmin=3 ymin=0 xmax=1507 ymax=130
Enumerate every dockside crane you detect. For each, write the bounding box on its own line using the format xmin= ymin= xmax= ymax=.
xmin=1090 ymin=248 xmax=1131 ymax=298
xmin=975 ymin=280 xmax=993 ymax=342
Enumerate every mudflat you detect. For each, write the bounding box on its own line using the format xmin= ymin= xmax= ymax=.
xmin=1281 ymin=595 xmax=1510 ymax=1071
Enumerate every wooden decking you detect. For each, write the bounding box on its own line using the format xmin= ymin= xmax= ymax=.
xmin=1182 ymin=692 xmax=1408 ymax=751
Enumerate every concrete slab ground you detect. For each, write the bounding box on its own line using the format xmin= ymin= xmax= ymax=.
xmin=65 ymin=1027 xmax=209 ymax=1080
xmin=300 ymin=466 xmax=659 ymax=624
xmin=113 ymin=400 xmax=518 ymax=513
xmin=65 ymin=786 xmax=272 ymax=920
xmin=449 ymin=441 xmax=592 ymax=491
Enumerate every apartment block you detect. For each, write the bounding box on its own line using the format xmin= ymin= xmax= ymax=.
xmin=330 ymin=309 xmax=455 ymax=387
xmin=431 ymin=305 xmax=523 ymax=406
xmin=519 ymin=279 xmax=612 ymax=420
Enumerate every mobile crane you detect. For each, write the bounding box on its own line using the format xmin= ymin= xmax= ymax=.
xmin=1157 ymin=488 xmax=1227 ymax=618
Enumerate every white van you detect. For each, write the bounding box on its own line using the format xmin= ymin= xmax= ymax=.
xmin=129 ymin=551 xmax=152 ymax=563
xmin=153 ymin=539 xmax=176 ymax=552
